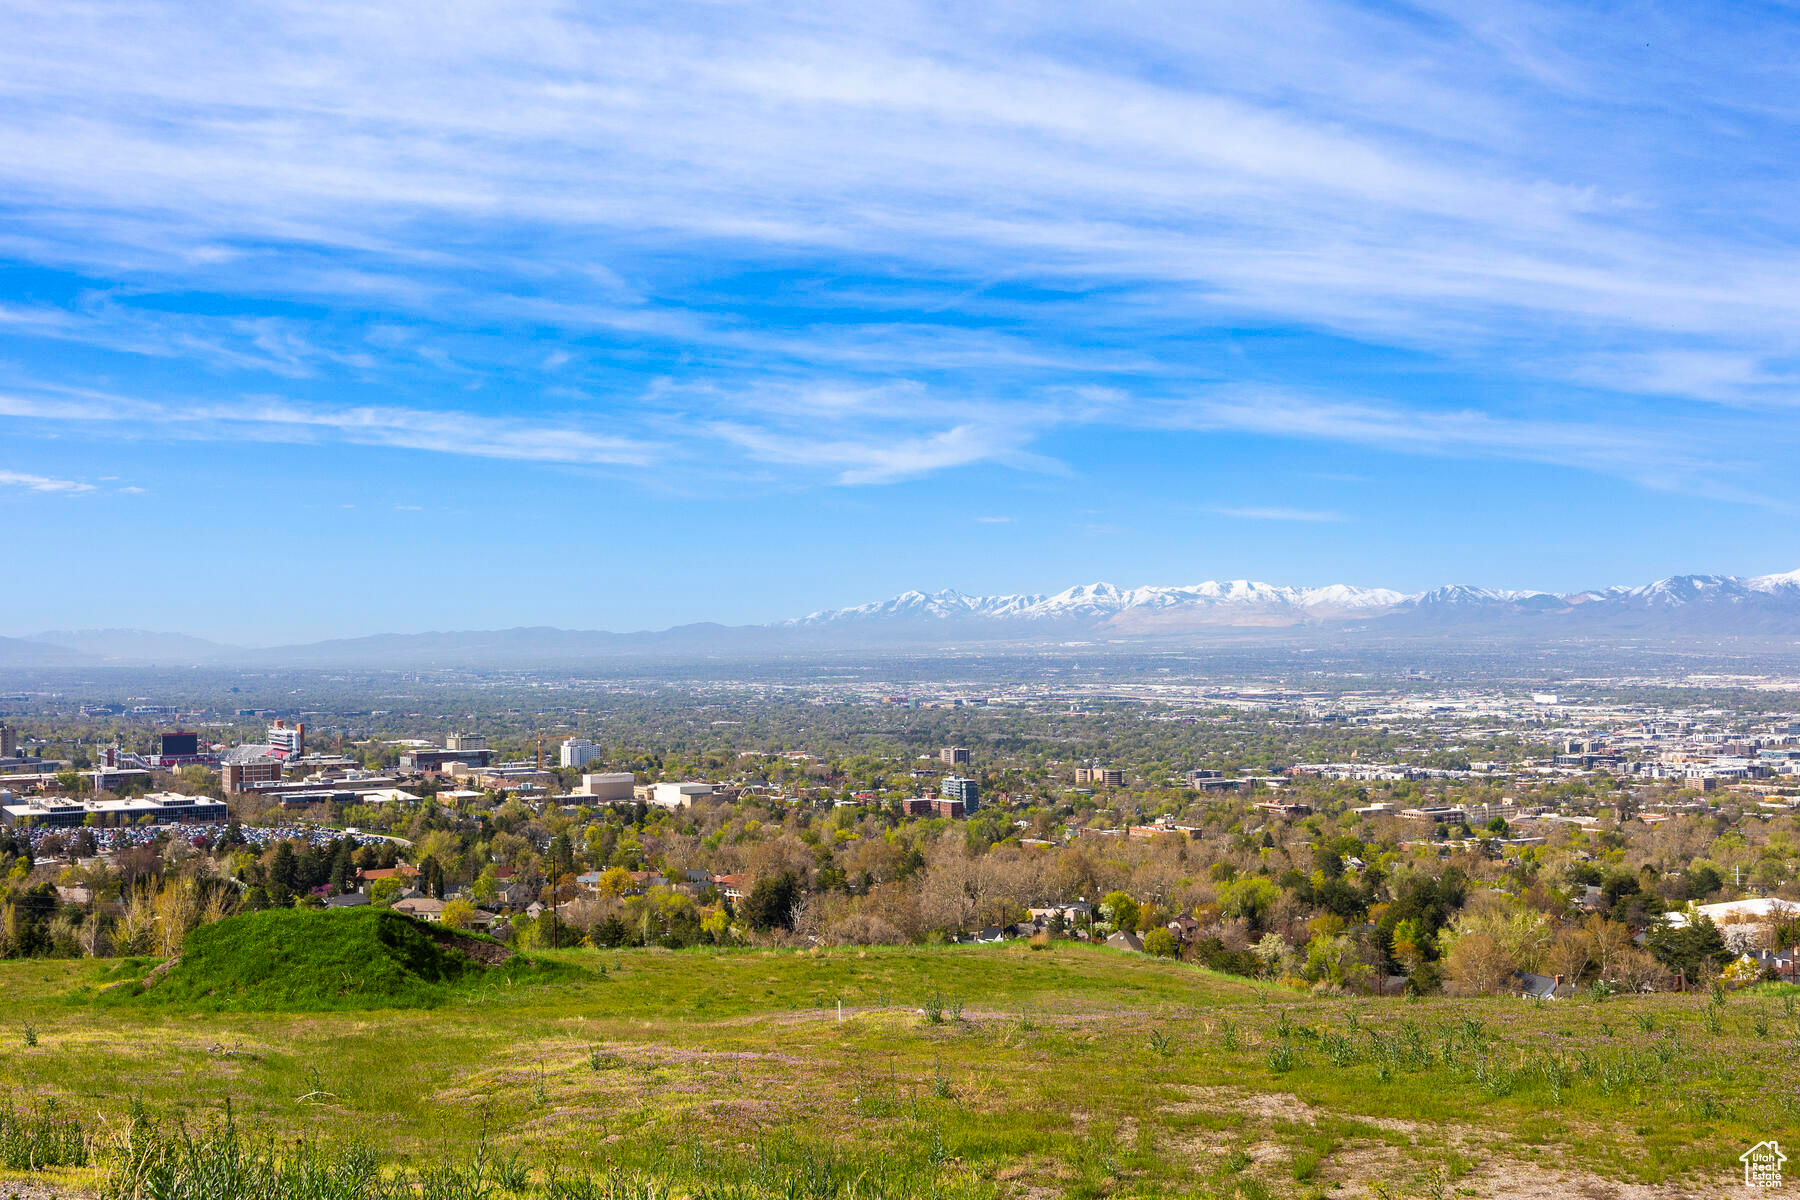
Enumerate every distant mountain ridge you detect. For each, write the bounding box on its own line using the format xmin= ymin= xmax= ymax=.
xmin=792 ymin=569 xmax=1800 ymax=635
xmin=6 ymin=568 xmax=1800 ymax=669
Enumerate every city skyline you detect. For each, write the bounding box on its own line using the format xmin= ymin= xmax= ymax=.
xmin=5 ymin=2 xmax=1800 ymax=640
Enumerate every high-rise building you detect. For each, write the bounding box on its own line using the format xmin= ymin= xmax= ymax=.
xmin=939 ymin=746 xmax=971 ymax=764
xmin=0 ymin=724 xmax=16 ymax=758
xmin=446 ymin=733 xmax=488 ymax=753
xmin=267 ymin=720 xmax=305 ymax=758
xmin=560 ymin=738 xmax=602 ymax=769
xmin=941 ymin=775 xmax=979 ymax=813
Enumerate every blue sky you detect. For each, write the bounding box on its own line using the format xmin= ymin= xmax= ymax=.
xmin=4 ymin=0 xmax=1800 ymax=642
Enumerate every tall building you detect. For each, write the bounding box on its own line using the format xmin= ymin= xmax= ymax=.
xmin=941 ymin=775 xmax=979 ymax=813
xmin=939 ymin=746 xmax=971 ymax=764
xmin=560 ymin=738 xmax=602 ymax=769
xmin=222 ymin=758 xmax=282 ymax=793
xmin=0 ymin=724 xmax=16 ymax=757
xmin=267 ymin=720 xmax=305 ymax=758
xmin=446 ymin=733 xmax=488 ymax=753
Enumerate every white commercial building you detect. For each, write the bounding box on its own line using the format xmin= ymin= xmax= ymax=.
xmin=650 ymin=781 xmax=713 ymax=809
xmin=560 ymin=738 xmax=602 ymax=769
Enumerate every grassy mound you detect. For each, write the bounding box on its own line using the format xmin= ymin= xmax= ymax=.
xmin=125 ymin=908 xmax=567 ymax=1011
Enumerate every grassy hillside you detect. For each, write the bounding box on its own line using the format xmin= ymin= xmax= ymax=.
xmin=112 ymin=908 xmax=571 ymax=1011
xmin=1 ymin=942 xmax=1793 ymax=1198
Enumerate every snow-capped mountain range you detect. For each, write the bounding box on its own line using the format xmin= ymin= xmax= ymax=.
xmin=9 ymin=568 xmax=1800 ymax=669
xmin=790 ymin=569 xmax=1800 ymax=636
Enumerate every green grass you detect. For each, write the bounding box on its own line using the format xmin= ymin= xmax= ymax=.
xmin=1 ymin=941 xmax=1792 ymax=1197
xmin=107 ymin=908 xmax=576 ymax=1012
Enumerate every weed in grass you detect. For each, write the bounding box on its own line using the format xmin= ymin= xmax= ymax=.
xmin=1148 ymin=1028 xmax=1175 ymax=1058
xmin=1267 ymin=1042 xmax=1296 ymax=1073
xmin=1633 ymin=1012 xmax=1656 ymax=1033
xmin=0 ymin=1096 xmax=87 ymax=1171
xmin=20 ymin=1023 xmax=35 ymax=1047
xmin=1704 ymin=1005 xmax=1724 ymax=1035
xmin=1322 ymin=1030 xmax=1355 ymax=1067
xmin=1292 ymin=1147 xmax=1321 ymax=1182
xmin=1754 ymin=1009 xmax=1771 ymax=1037
xmin=530 ymin=1064 xmax=548 ymax=1106
xmin=1785 ymin=992 xmax=1797 ymax=1019
xmin=1473 ymin=1057 xmax=1514 ymax=1098
xmin=922 ymin=990 xmax=945 ymax=1025
xmin=1219 ymin=1017 xmax=1238 ymax=1051
xmin=949 ymin=993 xmax=964 ymax=1022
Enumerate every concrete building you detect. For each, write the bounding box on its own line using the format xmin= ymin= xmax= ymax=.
xmin=1 ymin=791 xmax=227 ymax=828
xmin=0 ymin=724 xmax=18 ymax=757
xmin=446 ymin=733 xmax=487 ymax=753
xmin=401 ymin=746 xmax=492 ymax=771
xmin=560 ymin=738 xmax=602 ymax=769
xmin=224 ymin=759 xmax=284 ymax=798
xmin=576 ymin=772 xmax=635 ymax=801
xmin=941 ymin=775 xmax=980 ymax=812
xmin=649 ymin=781 xmax=713 ymax=809
xmin=267 ymin=720 xmax=305 ymax=758
xmin=940 ymin=746 xmax=971 ymax=764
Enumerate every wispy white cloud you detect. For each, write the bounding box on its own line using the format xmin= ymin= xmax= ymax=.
xmin=0 ymin=0 xmax=1797 ymax=511
xmin=0 ymin=469 xmax=93 ymax=494
xmin=0 ymin=386 xmax=660 ymax=468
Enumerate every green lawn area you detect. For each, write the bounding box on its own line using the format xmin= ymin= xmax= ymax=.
xmin=2 ymin=940 xmax=1794 ymax=1197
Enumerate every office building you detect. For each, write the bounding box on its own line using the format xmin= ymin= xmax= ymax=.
xmin=940 ymin=746 xmax=971 ymax=765
xmin=446 ymin=733 xmax=488 ymax=753
xmin=0 ymin=724 xmax=16 ymax=758
xmin=560 ymin=738 xmax=602 ymax=769
xmin=941 ymin=775 xmax=979 ymax=812
xmin=1 ymin=791 xmax=228 ymax=828
xmin=267 ymin=720 xmax=306 ymax=758
xmin=223 ymin=758 xmax=283 ymax=793
xmin=649 ymin=782 xmax=713 ymax=809
xmin=401 ymin=746 xmax=493 ymax=771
